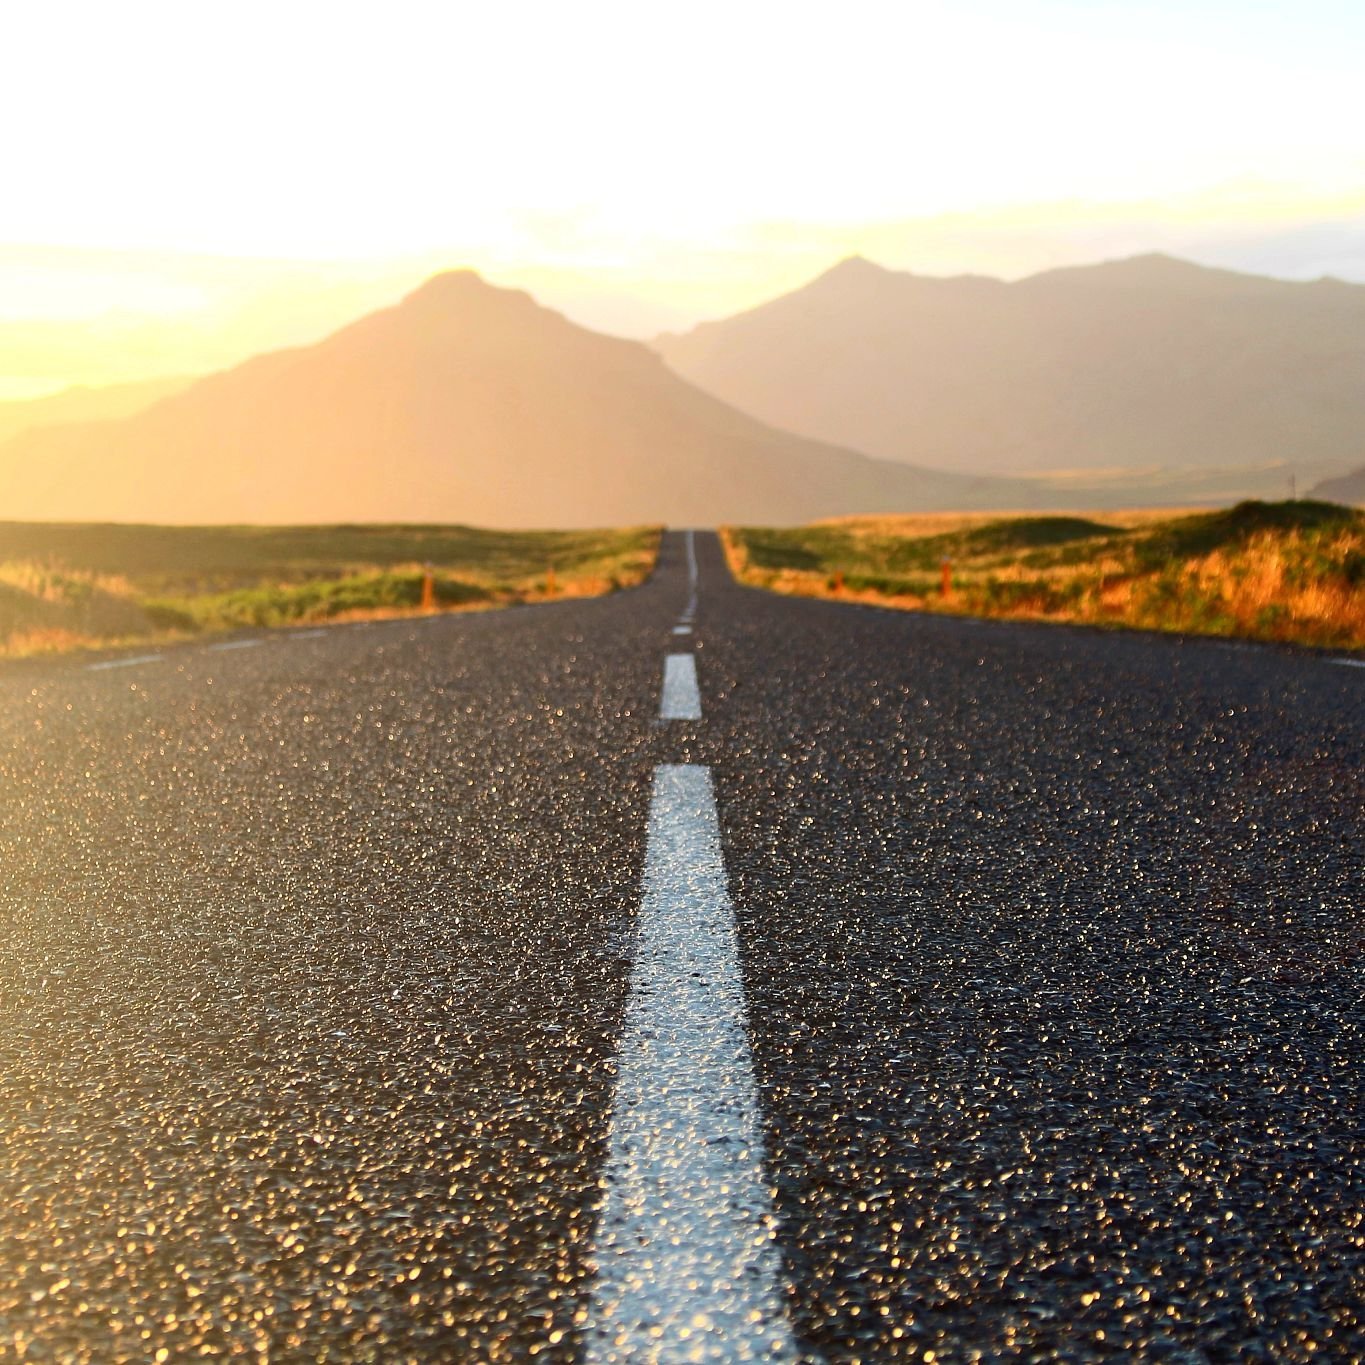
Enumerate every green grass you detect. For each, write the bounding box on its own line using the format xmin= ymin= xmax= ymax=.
xmin=736 ymin=516 xmax=1126 ymax=579
xmin=1129 ymin=499 xmax=1360 ymax=566
xmin=0 ymin=522 xmax=657 ymax=591
xmin=0 ymin=522 xmax=660 ymax=656
xmin=725 ymin=501 xmax=1365 ymax=651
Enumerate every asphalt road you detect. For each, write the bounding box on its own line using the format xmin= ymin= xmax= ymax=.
xmin=0 ymin=531 xmax=1360 ymax=1362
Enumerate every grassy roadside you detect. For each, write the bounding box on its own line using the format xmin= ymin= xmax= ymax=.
xmin=723 ymin=501 xmax=1365 ymax=652
xmin=0 ymin=523 xmax=661 ymax=658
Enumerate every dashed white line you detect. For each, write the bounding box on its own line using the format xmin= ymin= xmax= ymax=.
xmin=672 ymin=625 xmax=692 ymax=636
xmin=86 ymin=654 xmax=163 ymax=672
xmin=682 ymin=528 xmax=699 ymax=620
xmin=205 ymin=638 xmax=263 ymax=652
xmin=660 ymin=652 xmax=701 ymax=720
xmin=583 ymin=764 xmax=798 ymax=1363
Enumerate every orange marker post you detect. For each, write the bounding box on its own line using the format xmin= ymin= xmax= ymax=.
xmin=546 ymin=564 xmax=557 ymax=596
xmin=940 ymin=558 xmax=952 ymax=598
xmin=832 ymin=570 xmax=845 ymax=594
xmin=421 ymin=563 xmax=435 ymax=611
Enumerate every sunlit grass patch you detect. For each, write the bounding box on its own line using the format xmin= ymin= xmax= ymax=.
xmin=0 ymin=561 xmax=154 ymax=653
xmin=724 ymin=502 xmax=1365 ymax=651
xmin=0 ymin=523 xmax=661 ymax=657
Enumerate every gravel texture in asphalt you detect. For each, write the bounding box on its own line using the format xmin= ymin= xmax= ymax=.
xmin=0 ymin=530 xmax=1360 ymax=1362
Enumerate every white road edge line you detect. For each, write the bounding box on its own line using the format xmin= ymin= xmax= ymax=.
xmin=660 ymin=652 xmax=702 ymax=720
xmin=292 ymin=628 xmax=328 ymax=639
xmin=1330 ymin=657 xmax=1365 ymax=669
xmin=583 ymin=763 xmax=799 ymax=1364
xmin=206 ymin=639 xmax=263 ymax=652
xmin=86 ymin=654 xmax=163 ymax=672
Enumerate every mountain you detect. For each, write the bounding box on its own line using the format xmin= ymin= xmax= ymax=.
xmin=0 ymin=375 xmax=193 ymax=447
xmin=0 ymin=271 xmax=1044 ymax=527
xmin=654 ymin=254 xmax=1365 ymax=495
xmin=1312 ymin=466 xmax=1365 ymax=504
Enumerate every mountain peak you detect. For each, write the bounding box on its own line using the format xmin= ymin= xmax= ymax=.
xmin=1106 ymin=252 xmax=1214 ymax=277
xmin=1028 ymin=252 xmax=1258 ymax=292
xmin=657 ymin=245 xmax=1365 ymax=492
xmin=0 ymin=261 xmax=983 ymax=527
xmin=400 ymin=269 xmax=539 ymax=314
xmin=819 ymin=254 xmax=893 ymax=283
xmin=1125 ymin=251 xmax=1186 ymax=267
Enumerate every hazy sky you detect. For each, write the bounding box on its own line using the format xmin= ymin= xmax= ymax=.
xmin=3 ymin=0 xmax=1363 ymax=394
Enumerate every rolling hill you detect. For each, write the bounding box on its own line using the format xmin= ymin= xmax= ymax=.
xmin=654 ymin=253 xmax=1365 ymax=499
xmin=0 ymin=271 xmax=1034 ymax=527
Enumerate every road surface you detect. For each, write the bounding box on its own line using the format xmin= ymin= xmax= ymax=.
xmin=0 ymin=531 xmax=1360 ymax=1362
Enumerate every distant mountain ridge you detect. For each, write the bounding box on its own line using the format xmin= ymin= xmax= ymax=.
xmin=0 ymin=375 xmax=193 ymax=448
xmin=1312 ymin=466 xmax=1365 ymax=504
xmin=654 ymin=253 xmax=1365 ymax=495
xmin=0 ymin=271 xmax=1035 ymax=527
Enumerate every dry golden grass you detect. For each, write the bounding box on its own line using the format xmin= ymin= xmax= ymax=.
xmin=724 ymin=505 xmax=1365 ymax=652
xmin=0 ymin=561 xmax=156 ymax=655
xmin=814 ymin=507 xmax=1201 ymax=537
xmin=0 ymin=526 xmax=661 ymax=658
xmin=4 ymin=626 xmax=112 ymax=657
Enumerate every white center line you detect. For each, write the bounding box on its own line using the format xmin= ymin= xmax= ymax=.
xmin=660 ymin=652 xmax=701 ymax=720
xmin=682 ymin=528 xmax=699 ymax=620
xmin=584 ymin=764 xmax=799 ymax=1364
xmin=672 ymin=625 xmax=692 ymax=636
xmin=86 ymin=654 xmax=163 ymax=672
xmin=206 ymin=639 xmax=263 ymax=652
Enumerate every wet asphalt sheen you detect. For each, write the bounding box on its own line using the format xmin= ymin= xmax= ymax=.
xmin=0 ymin=531 xmax=1361 ymax=1363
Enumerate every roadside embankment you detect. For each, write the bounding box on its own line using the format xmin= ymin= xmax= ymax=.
xmin=723 ymin=501 xmax=1364 ymax=652
xmin=0 ymin=522 xmax=661 ymax=657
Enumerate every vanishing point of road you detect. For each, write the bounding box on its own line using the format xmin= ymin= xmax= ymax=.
xmin=0 ymin=532 xmax=1360 ymax=1362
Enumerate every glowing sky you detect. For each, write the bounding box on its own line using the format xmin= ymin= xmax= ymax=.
xmin=3 ymin=0 xmax=1363 ymax=395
